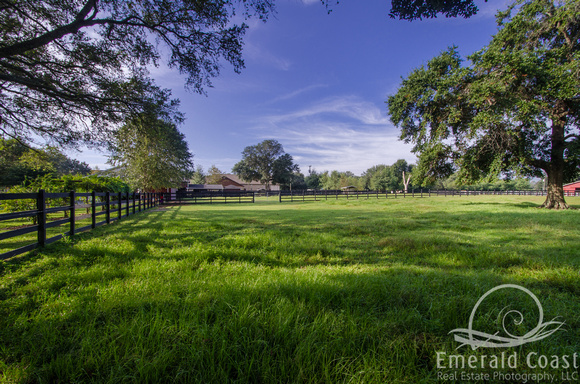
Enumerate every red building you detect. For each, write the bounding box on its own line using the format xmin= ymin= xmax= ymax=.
xmin=563 ymin=181 xmax=580 ymax=195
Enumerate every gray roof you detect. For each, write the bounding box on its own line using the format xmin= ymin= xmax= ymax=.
xmin=188 ymin=184 xmax=223 ymax=190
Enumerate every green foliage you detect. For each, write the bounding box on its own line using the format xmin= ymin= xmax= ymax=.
xmin=190 ymin=165 xmax=207 ymax=185
xmin=109 ymin=114 xmax=194 ymax=191
xmin=0 ymin=0 xmax=274 ymax=147
xmin=206 ymin=165 xmax=224 ymax=185
xmin=361 ymin=160 xmax=414 ymax=191
xmin=0 ymin=139 xmax=91 ymax=187
xmin=387 ymin=0 xmax=580 ymax=208
xmin=0 ymin=174 xmax=129 ymax=222
xmin=389 ymin=0 xmax=481 ymax=20
xmin=438 ymin=173 xmax=535 ymax=190
xmin=233 ymin=140 xmax=299 ymax=190
xmin=305 ymin=169 xmax=322 ymax=190
xmin=280 ymin=171 xmax=307 ymax=190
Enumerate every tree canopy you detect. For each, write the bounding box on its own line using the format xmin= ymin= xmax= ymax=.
xmin=108 ymin=114 xmax=194 ymax=191
xmin=361 ymin=160 xmax=414 ymax=191
xmin=232 ymin=140 xmax=298 ymax=190
xmin=387 ymin=0 xmax=580 ymax=209
xmin=0 ymin=0 xmax=275 ymax=148
xmin=389 ymin=0 xmax=482 ymax=20
xmin=206 ymin=165 xmax=225 ymax=184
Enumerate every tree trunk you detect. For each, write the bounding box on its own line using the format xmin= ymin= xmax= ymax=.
xmin=402 ymin=171 xmax=411 ymax=194
xmin=540 ymin=113 xmax=568 ymax=209
xmin=541 ymin=167 xmax=568 ymax=209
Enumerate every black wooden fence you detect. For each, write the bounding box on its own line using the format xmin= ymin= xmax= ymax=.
xmin=165 ymin=191 xmax=255 ymax=204
xmin=279 ymin=189 xmax=430 ymax=202
xmin=431 ymin=189 xmax=579 ymax=196
xmin=0 ymin=190 xmax=160 ymax=260
xmin=279 ymin=189 xmax=578 ymax=202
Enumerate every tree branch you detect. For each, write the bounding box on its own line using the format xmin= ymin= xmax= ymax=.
xmin=0 ymin=0 xmax=97 ymax=59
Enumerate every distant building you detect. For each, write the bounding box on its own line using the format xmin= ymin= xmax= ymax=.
xmin=187 ymin=184 xmax=225 ymax=192
xmin=563 ymin=181 xmax=580 ymax=195
xmin=220 ymin=174 xmax=280 ymax=192
xmin=341 ymin=186 xmax=357 ymax=192
xmin=185 ymin=174 xmax=280 ymax=192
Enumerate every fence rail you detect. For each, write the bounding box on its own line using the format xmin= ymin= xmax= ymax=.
xmin=165 ymin=191 xmax=255 ymax=204
xmin=430 ymin=189 xmax=579 ymax=196
xmin=279 ymin=189 xmax=579 ymax=202
xmin=279 ymin=189 xmax=431 ymax=202
xmin=0 ymin=190 xmax=160 ymax=260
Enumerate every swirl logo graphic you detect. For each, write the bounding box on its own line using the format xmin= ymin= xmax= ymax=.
xmin=450 ymin=284 xmax=565 ymax=350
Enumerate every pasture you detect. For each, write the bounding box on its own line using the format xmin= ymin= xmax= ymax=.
xmin=0 ymin=196 xmax=579 ymax=383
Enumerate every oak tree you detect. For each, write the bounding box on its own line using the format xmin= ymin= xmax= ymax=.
xmin=232 ymin=140 xmax=298 ymax=190
xmin=388 ymin=0 xmax=580 ymax=208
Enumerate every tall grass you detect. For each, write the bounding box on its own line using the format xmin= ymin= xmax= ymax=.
xmin=0 ymin=196 xmax=578 ymax=383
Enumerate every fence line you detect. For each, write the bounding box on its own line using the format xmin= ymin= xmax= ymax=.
xmin=279 ymin=189 xmax=579 ymax=202
xmin=279 ymin=189 xmax=434 ymax=202
xmin=430 ymin=189 xmax=579 ymax=196
xmin=164 ymin=191 xmax=255 ymax=204
xmin=0 ymin=190 xmax=160 ymax=260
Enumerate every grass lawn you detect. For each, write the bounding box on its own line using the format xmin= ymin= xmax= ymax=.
xmin=0 ymin=196 xmax=579 ymax=383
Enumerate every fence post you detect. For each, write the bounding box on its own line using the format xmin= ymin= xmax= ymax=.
xmin=70 ymin=191 xmax=76 ymax=237
xmin=118 ymin=192 xmax=122 ymax=219
xmin=37 ymin=189 xmax=46 ymax=247
xmin=125 ymin=192 xmax=129 ymax=217
xmin=132 ymin=192 xmax=136 ymax=214
xmin=106 ymin=192 xmax=111 ymax=224
xmin=91 ymin=190 xmax=96 ymax=229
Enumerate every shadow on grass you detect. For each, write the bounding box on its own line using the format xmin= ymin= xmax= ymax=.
xmin=459 ymin=201 xmax=540 ymax=208
xmin=2 ymin=199 xmax=579 ymax=380
xmin=17 ymin=201 xmax=578 ymax=273
xmin=1 ymin=261 xmax=578 ymax=384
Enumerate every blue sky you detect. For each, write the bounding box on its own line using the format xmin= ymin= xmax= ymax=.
xmin=79 ymin=0 xmax=507 ymax=176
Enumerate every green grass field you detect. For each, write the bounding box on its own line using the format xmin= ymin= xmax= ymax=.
xmin=0 ymin=196 xmax=579 ymax=383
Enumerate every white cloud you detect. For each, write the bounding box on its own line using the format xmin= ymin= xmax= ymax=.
xmin=264 ymin=95 xmax=390 ymax=126
xmin=244 ymin=42 xmax=292 ymax=71
xmin=252 ymin=96 xmax=415 ymax=174
xmin=265 ymin=83 xmax=328 ymax=105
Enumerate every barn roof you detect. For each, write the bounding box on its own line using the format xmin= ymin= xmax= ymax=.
xmin=563 ymin=180 xmax=580 ymax=187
